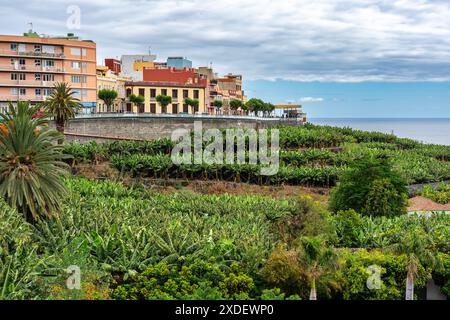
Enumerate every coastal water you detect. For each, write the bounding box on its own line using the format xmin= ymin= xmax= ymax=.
xmin=308 ymin=118 xmax=450 ymax=146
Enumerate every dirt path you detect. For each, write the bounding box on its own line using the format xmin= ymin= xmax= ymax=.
xmin=408 ymin=196 xmax=450 ymax=211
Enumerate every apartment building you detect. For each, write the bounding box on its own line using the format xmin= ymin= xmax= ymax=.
xmin=125 ymin=81 xmax=207 ymax=114
xmin=197 ymin=68 xmax=246 ymax=114
xmin=96 ymin=65 xmax=131 ymax=113
xmin=0 ymin=31 xmax=97 ymax=113
xmin=121 ymin=54 xmax=157 ymax=81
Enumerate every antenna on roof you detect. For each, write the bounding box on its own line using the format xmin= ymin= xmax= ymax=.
xmin=209 ymin=61 xmax=213 ymax=69
xmin=27 ymin=22 xmax=33 ymax=33
xmin=148 ymin=46 xmax=151 ymax=55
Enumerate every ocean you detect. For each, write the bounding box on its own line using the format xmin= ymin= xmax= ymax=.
xmin=308 ymin=118 xmax=450 ymax=146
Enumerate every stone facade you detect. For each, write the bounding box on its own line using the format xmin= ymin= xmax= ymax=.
xmin=62 ymin=115 xmax=301 ymax=143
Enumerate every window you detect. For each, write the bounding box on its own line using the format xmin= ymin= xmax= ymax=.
xmin=12 ymin=73 xmax=26 ymax=81
xmin=19 ymin=88 xmax=26 ymax=96
xmin=43 ymin=60 xmax=54 ymax=67
xmin=150 ymin=89 xmax=156 ymax=98
xmin=10 ymin=59 xmax=16 ymax=65
xmin=70 ymin=48 xmax=81 ymax=55
xmin=172 ymin=89 xmax=178 ymax=98
xmin=82 ymin=48 xmax=87 ymax=56
xmin=42 ymin=74 xmax=54 ymax=81
xmin=71 ymin=61 xmax=80 ymax=69
xmin=81 ymin=62 xmax=87 ymax=69
xmin=183 ymin=90 xmax=189 ymax=98
xmin=126 ymin=88 xmax=132 ymax=97
xmin=35 ymin=88 xmax=42 ymax=96
xmin=35 ymin=73 xmax=41 ymax=81
xmin=150 ymin=103 xmax=156 ymax=113
xmin=71 ymin=75 xmax=86 ymax=83
xmin=139 ymin=88 xmax=145 ymax=97
xmin=10 ymin=43 xmax=18 ymax=51
xmin=161 ymin=89 xmax=167 ymax=96
xmin=34 ymin=59 xmax=41 ymax=66
xmin=43 ymin=89 xmax=52 ymax=96
xmin=19 ymin=59 xmax=25 ymax=65
xmin=194 ymin=90 xmax=199 ymax=99
xmin=34 ymin=45 xmax=41 ymax=53
xmin=11 ymin=88 xmax=19 ymax=95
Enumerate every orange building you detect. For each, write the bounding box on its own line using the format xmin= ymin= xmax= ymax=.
xmin=0 ymin=31 xmax=97 ymax=113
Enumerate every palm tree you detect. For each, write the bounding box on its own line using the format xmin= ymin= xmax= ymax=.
xmin=42 ymin=82 xmax=81 ymax=136
xmin=0 ymin=101 xmax=69 ymax=223
xmin=297 ymin=237 xmax=339 ymax=300
xmin=390 ymin=231 xmax=440 ymax=300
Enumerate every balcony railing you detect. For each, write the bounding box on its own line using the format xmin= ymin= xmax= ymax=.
xmin=0 ymin=49 xmax=65 ymax=58
xmin=0 ymin=95 xmax=47 ymax=101
xmin=3 ymin=80 xmax=57 ymax=87
xmin=0 ymin=65 xmax=65 ymax=72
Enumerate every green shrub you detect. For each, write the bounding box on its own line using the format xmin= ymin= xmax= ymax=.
xmin=0 ymin=201 xmax=45 ymax=299
xmin=111 ymin=260 xmax=255 ymax=300
xmin=418 ymin=183 xmax=450 ymax=204
xmin=335 ymin=249 xmax=428 ymax=300
xmin=362 ymin=178 xmax=407 ymax=217
xmin=329 ymin=157 xmax=408 ymax=216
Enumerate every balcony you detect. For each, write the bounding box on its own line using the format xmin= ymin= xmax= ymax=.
xmin=2 ymin=80 xmax=57 ymax=87
xmin=0 ymin=49 xmax=65 ymax=59
xmin=0 ymin=94 xmax=47 ymax=102
xmin=0 ymin=65 xmax=65 ymax=73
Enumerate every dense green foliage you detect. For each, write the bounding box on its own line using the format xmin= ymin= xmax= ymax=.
xmin=0 ymin=177 xmax=448 ymax=300
xmin=329 ymin=157 xmax=408 ymax=217
xmin=418 ymin=183 xmax=450 ymax=204
xmin=2 ymin=123 xmax=449 ymax=300
xmin=62 ymin=125 xmax=450 ymax=186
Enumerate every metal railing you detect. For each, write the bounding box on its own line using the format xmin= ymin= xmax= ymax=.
xmin=0 ymin=49 xmax=65 ymax=58
xmin=0 ymin=65 xmax=65 ymax=72
xmin=74 ymin=112 xmax=303 ymax=121
xmin=0 ymin=95 xmax=47 ymax=101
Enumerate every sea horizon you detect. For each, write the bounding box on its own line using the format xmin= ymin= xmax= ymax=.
xmin=308 ymin=117 xmax=450 ymax=146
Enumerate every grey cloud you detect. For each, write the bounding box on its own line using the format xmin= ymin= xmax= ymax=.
xmin=2 ymin=0 xmax=450 ymax=81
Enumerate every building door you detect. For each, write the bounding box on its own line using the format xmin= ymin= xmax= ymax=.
xmin=150 ymin=103 xmax=156 ymax=113
xmin=138 ymin=104 xmax=145 ymax=113
xmin=126 ymin=103 xmax=132 ymax=112
xmin=183 ymin=104 xmax=188 ymax=113
xmin=172 ymin=104 xmax=178 ymax=114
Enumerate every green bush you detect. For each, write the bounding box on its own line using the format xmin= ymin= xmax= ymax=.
xmin=362 ymin=178 xmax=407 ymax=217
xmin=0 ymin=201 xmax=45 ymax=299
xmin=329 ymin=157 xmax=408 ymax=216
xmin=418 ymin=183 xmax=450 ymax=204
xmin=335 ymin=249 xmax=428 ymax=300
xmin=111 ymin=260 xmax=255 ymax=300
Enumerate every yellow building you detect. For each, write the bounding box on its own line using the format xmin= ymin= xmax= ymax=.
xmin=125 ymin=81 xmax=207 ymax=114
xmin=96 ymin=65 xmax=131 ymax=113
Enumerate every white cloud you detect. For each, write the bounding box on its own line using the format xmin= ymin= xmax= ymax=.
xmin=2 ymin=0 xmax=450 ymax=82
xmin=298 ymin=97 xmax=325 ymax=103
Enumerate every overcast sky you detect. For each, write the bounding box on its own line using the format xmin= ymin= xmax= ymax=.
xmin=1 ymin=0 xmax=450 ymax=117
